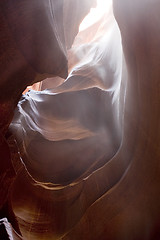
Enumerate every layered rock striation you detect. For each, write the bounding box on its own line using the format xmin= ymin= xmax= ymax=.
xmin=0 ymin=0 xmax=160 ymax=239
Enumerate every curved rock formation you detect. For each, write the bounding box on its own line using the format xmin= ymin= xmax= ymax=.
xmin=0 ymin=0 xmax=95 ymax=238
xmin=62 ymin=1 xmax=160 ymax=239
xmin=10 ymin=5 xmax=122 ymax=185
xmin=1 ymin=0 xmax=160 ymax=239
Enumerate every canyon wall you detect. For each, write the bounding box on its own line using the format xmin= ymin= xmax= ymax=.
xmin=0 ymin=0 xmax=160 ymax=239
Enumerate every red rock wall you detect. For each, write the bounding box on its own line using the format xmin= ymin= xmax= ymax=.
xmin=1 ymin=0 xmax=160 ymax=239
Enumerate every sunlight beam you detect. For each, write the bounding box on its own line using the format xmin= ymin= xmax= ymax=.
xmin=79 ymin=0 xmax=112 ymax=32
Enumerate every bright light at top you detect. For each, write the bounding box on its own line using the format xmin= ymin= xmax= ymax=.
xmin=79 ymin=0 xmax=112 ymax=32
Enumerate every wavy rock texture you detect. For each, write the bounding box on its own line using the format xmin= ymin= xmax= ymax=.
xmin=1 ymin=0 xmax=160 ymax=239
xmin=0 ymin=218 xmax=22 ymax=240
xmin=0 ymin=0 xmax=95 ymax=239
xmin=11 ymin=6 xmax=122 ymax=185
xmin=61 ymin=1 xmax=160 ymax=239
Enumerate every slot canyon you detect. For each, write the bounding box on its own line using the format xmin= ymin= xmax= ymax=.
xmin=0 ymin=0 xmax=160 ymax=239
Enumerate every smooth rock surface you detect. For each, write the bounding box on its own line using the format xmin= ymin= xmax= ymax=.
xmin=1 ymin=0 xmax=160 ymax=239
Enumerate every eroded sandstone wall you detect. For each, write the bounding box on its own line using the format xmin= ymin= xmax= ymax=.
xmin=1 ymin=0 xmax=160 ymax=239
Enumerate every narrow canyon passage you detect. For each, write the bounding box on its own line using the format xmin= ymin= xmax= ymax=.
xmin=0 ymin=0 xmax=160 ymax=239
